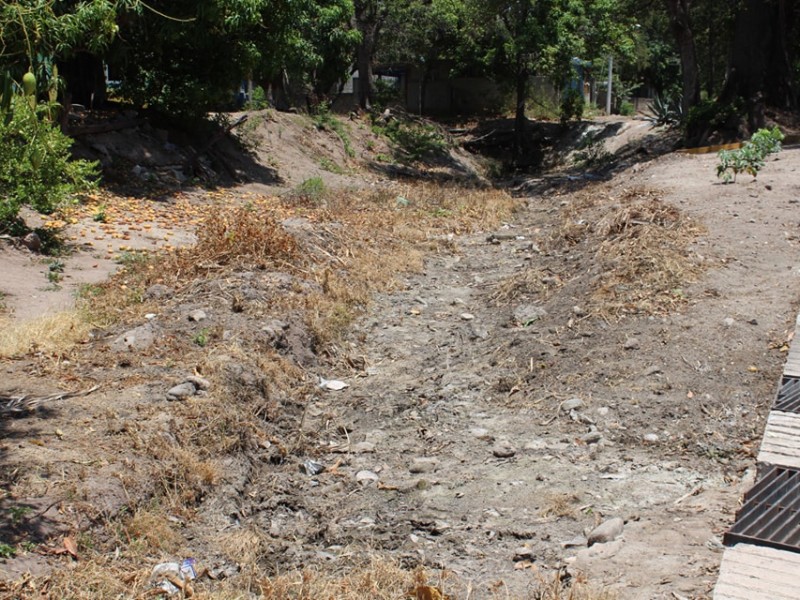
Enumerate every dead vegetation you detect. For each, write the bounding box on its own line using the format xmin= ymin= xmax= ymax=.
xmin=0 ymin=310 xmax=92 ymax=358
xmin=0 ymin=182 xmax=527 ymax=599
xmin=552 ymin=186 xmax=706 ymax=317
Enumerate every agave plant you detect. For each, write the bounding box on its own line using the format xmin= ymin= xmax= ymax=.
xmin=645 ymin=94 xmax=683 ymax=127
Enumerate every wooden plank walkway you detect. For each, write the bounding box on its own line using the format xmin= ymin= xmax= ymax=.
xmin=757 ymin=411 xmax=800 ymax=469
xmin=714 ymin=544 xmax=800 ymax=599
xmin=713 ymin=315 xmax=800 ymax=599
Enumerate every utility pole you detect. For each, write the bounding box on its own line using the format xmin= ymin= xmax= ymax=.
xmin=606 ymin=55 xmax=613 ymax=115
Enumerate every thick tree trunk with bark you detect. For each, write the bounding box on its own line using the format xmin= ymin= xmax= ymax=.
xmin=663 ymin=0 xmax=700 ymax=114
xmin=720 ymin=0 xmax=796 ymax=131
xmin=354 ymin=1 xmax=383 ymax=111
xmin=513 ymin=54 xmax=528 ymax=159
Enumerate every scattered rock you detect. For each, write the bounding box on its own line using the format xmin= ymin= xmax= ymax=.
xmin=723 ymin=317 xmax=735 ymax=327
xmin=186 ymin=375 xmax=210 ymax=390
xmin=513 ymin=546 xmax=535 ymax=562
xmin=596 ymin=407 xmax=610 ymax=417
xmin=587 ymin=517 xmax=624 ymax=546
xmin=432 ymin=520 xmax=451 ymax=534
xmin=188 ymin=309 xmax=207 ymax=322
xmin=22 ymin=232 xmax=41 ymax=252
xmin=580 ymin=432 xmax=603 ymax=445
xmin=409 ymin=458 xmax=439 ymax=473
xmin=109 ymin=323 xmax=158 ymax=352
xmin=523 ymin=439 xmax=548 ymax=451
xmin=352 ymin=441 xmax=376 ymax=454
xmin=561 ymin=398 xmax=584 ymax=412
xmin=643 ymin=433 xmax=659 ymax=443
xmin=623 ymin=337 xmax=640 ymax=350
xmin=356 ymin=470 xmax=379 ymax=484
xmin=513 ymin=304 xmax=547 ymax=326
xmin=320 ymin=379 xmax=349 ymax=391
xmin=469 ymin=322 xmax=490 ymax=340
xmin=562 ymin=536 xmax=588 ymax=548
xmin=470 ymin=427 xmax=492 ymax=440
xmin=492 ymin=440 xmax=517 ymax=458
xmin=460 ymin=313 xmax=475 ymax=321
xmin=487 ymin=232 xmax=518 ymax=243
xmin=644 ymin=365 xmax=663 ymax=376
xmin=301 ymin=460 xmax=325 ymax=476
xmin=572 ymin=306 xmax=587 ymax=317
xmin=166 ymin=382 xmax=197 ymax=401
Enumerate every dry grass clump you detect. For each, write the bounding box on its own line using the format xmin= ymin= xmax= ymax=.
xmin=540 ymin=492 xmax=581 ymax=519
xmin=122 ymin=505 xmax=183 ymax=554
xmin=3 ymin=555 xmax=150 ymax=599
xmin=490 ymin=267 xmax=564 ymax=305
xmin=188 ymin=204 xmax=299 ymax=269
xmin=592 ymin=192 xmax=705 ymax=316
xmin=256 ymin=561 xmax=432 ymax=600
xmin=553 ymin=187 xmax=706 ymax=316
xmin=144 ymin=437 xmax=220 ymax=507
xmin=0 ymin=310 xmax=92 ymax=358
xmin=533 ymin=572 xmax=617 ymax=600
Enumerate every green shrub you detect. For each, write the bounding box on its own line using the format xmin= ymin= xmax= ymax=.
xmin=293 ymin=177 xmax=327 ymax=203
xmin=0 ymin=77 xmax=98 ymax=232
xmin=717 ymin=126 xmax=784 ymax=183
xmin=373 ymin=118 xmax=448 ymax=162
xmin=618 ymin=100 xmax=635 ymax=116
xmin=560 ymin=89 xmax=585 ymax=124
xmin=686 ymin=98 xmax=742 ymax=134
xmin=245 ymin=85 xmax=270 ymax=110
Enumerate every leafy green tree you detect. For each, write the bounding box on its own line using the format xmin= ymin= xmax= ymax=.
xmin=379 ymin=0 xmax=464 ymax=114
xmin=353 ymin=0 xmax=389 ymax=110
xmin=463 ymin=0 xmax=636 ymax=156
xmin=111 ymin=1 xmax=358 ymax=117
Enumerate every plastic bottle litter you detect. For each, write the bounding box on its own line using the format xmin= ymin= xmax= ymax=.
xmin=150 ymin=558 xmax=198 ymax=597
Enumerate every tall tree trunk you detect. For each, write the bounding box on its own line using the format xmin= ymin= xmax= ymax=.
xmin=513 ymin=54 xmax=528 ymax=159
xmin=720 ymin=0 xmax=796 ymax=131
xmin=419 ymin=66 xmax=429 ymax=116
xmin=354 ymin=1 xmax=383 ymax=111
xmin=663 ymin=0 xmax=700 ymax=114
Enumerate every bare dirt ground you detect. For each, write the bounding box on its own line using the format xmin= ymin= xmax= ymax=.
xmin=1 ymin=113 xmax=798 ymax=599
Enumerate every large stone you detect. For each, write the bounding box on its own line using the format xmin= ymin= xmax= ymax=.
xmin=166 ymin=382 xmax=197 ymax=401
xmin=492 ymin=440 xmax=517 ymax=458
xmin=22 ymin=232 xmax=41 ymax=252
xmin=561 ymin=398 xmax=584 ymax=412
xmin=109 ymin=323 xmax=158 ymax=352
xmin=587 ymin=517 xmax=624 ymax=546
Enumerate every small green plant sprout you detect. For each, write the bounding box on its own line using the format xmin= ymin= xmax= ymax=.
xmin=92 ymin=203 xmax=107 ymax=222
xmin=0 ymin=542 xmax=15 ymax=558
xmin=717 ymin=126 xmax=784 ymax=183
xmin=46 ymin=258 xmax=64 ymax=284
xmin=193 ymin=328 xmax=209 ymax=347
xmin=8 ymin=505 xmax=31 ymax=525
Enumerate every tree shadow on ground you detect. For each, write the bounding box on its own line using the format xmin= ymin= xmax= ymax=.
xmin=0 ymin=405 xmax=69 ymax=554
xmin=459 ymin=116 xmax=681 ymax=196
xmin=70 ymin=110 xmax=283 ymax=202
